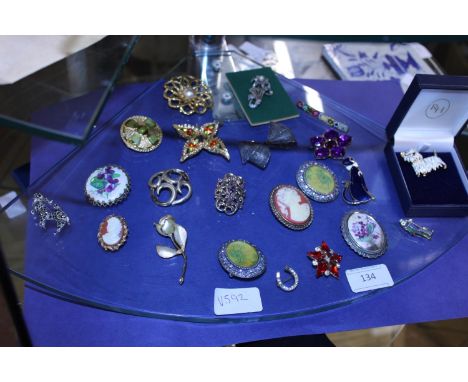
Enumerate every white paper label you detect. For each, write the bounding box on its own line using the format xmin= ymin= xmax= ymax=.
xmin=214 ymin=287 xmax=263 ymax=316
xmin=346 ymin=264 xmax=394 ymax=293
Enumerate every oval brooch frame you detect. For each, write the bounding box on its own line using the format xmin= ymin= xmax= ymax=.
xmin=296 ymin=161 xmax=339 ymax=203
xmin=218 ymin=239 xmax=266 ymax=279
xmin=341 ymin=210 xmax=387 ymax=258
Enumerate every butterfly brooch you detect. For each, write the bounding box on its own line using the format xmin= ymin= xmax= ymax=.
xmin=173 ymin=122 xmax=230 ymax=162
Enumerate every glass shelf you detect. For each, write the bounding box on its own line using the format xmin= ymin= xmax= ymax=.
xmin=0 ymin=36 xmax=138 ymax=144
xmin=1 ymin=50 xmax=467 ymax=324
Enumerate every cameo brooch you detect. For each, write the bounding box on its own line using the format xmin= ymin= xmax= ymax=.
xmin=296 ymin=161 xmax=339 ymax=202
xmin=341 ymin=211 xmax=387 ymax=258
xmin=98 ymin=215 xmax=128 ymax=251
xmin=85 ymin=165 xmax=130 ymax=207
xmin=218 ymin=239 xmax=266 ymax=279
xmin=270 ymin=185 xmax=313 ymax=230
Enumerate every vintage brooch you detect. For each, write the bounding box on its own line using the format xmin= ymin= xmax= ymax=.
xmin=399 ymin=218 xmax=433 ymax=240
xmin=163 ymin=75 xmax=213 ymax=115
xmin=341 ymin=211 xmax=387 ymax=258
xmin=400 ymin=149 xmax=447 ymax=177
xmin=270 ymin=185 xmax=313 ymax=230
xmin=98 ymin=215 xmax=128 ymax=251
xmin=297 ymin=100 xmax=349 ymax=133
xmin=173 ymin=122 xmax=230 ymax=162
xmin=307 ymin=241 xmax=342 ymax=279
xmin=276 ymin=266 xmax=299 ymax=292
xmin=85 ymin=165 xmax=130 ymax=207
xmin=239 ymin=142 xmax=271 ymax=169
xmin=215 ymin=173 xmax=245 ymax=216
xmin=310 ymin=129 xmax=352 ymax=160
xmin=238 ymin=123 xmax=296 ymax=170
xmin=296 ymin=161 xmax=339 ymax=203
xmin=342 ymin=157 xmax=375 ymax=205
xmin=248 ymin=75 xmax=273 ymax=109
xmin=266 ymin=122 xmax=297 ymax=147
xmin=155 ymin=215 xmax=188 ymax=285
xmin=120 ymin=115 xmax=163 ymax=152
xmin=218 ymin=239 xmax=266 ymax=279
xmin=31 ymin=193 xmax=70 ymax=234
xmin=148 ymin=169 xmax=192 ymax=207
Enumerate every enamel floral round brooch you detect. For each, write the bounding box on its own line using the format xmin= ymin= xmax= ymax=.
xmin=341 ymin=211 xmax=387 ymax=258
xmin=296 ymin=161 xmax=339 ymax=202
xmin=120 ymin=115 xmax=163 ymax=152
xmin=85 ymin=165 xmax=130 ymax=207
xmin=98 ymin=215 xmax=128 ymax=251
xmin=270 ymin=185 xmax=313 ymax=230
xmin=218 ymin=239 xmax=266 ymax=279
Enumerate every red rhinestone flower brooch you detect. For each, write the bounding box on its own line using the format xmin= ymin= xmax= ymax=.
xmin=307 ymin=241 xmax=342 ymax=279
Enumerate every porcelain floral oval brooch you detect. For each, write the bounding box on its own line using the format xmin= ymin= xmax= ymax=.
xmin=341 ymin=211 xmax=387 ymax=258
xmin=85 ymin=165 xmax=130 ymax=207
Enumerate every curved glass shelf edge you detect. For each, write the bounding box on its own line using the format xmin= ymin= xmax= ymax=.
xmin=0 ymin=80 xmax=163 ymax=215
xmin=0 ymin=36 xmax=139 ymax=145
xmin=10 ymin=229 xmax=467 ymax=324
xmin=2 ymin=50 xmax=467 ymax=325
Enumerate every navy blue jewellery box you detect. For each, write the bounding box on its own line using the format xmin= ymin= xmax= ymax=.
xmin=385 ymin=74 xmax=468 ymax=217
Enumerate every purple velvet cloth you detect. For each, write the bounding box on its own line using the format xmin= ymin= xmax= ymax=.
xmin=23 ymin=79 xmax=468 ymax=346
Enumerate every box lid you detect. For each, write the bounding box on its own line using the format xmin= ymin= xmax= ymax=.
xmin=386 ymin=74 xmax=468 ymax=152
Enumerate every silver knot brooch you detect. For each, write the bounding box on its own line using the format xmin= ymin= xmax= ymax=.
xmin=31 ymin=193 xmax=70 ymax=234
xmin=148 ymin=169 xmax=192 ymax=207
xmin=215 ymin=173 xmax=246 ymax=216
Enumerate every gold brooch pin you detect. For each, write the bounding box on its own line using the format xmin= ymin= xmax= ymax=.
xmin=163 ymin=75 xmax=213 ymax=115
xmin=173 ymin=122 xmax=230 ymax=162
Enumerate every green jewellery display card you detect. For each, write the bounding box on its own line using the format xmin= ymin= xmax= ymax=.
xmin=226 ymin=67 xmax=299 ymax=126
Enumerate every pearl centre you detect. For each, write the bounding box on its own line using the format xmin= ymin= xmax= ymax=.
xmin=183 ymin=88 xmax=195 ymax=99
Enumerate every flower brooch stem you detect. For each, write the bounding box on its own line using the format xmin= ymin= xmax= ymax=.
xmin=154 ymin=215 xmax=188 ymax=285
